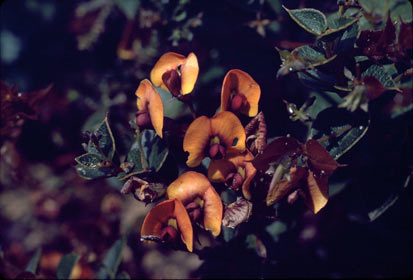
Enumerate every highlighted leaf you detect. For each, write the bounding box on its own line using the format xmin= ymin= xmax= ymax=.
xmin=117 ymin=143 xmax=145 ymax=181
xmin=284 ymin=6 xmax=328 ymax=35
xmin=75 ymin=153 xmax=105 ymax=169
xmin=87 ymin=115 xmax=116 ymax=161
xmin=56 ymin=253 xmax=80 ymax=280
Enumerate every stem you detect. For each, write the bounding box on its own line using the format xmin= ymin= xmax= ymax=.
xmin=136 ymin=126 xmax=149 ymax=170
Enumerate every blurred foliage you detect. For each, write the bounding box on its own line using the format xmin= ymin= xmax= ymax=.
xmin=1 ymin=0 xmax=412 ymax=279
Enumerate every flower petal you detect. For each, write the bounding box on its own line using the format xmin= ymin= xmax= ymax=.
xmin=167 ymin=171 xmax=223 ymax=236
xmin=150 ymin=52 xmax=186 ymax=88
xmin=241 ymin=151 xmax=257 ymax=200
xmin=220 ymin=69 xmax=261 ymax=116
xmin=203 ymin=187 xmax=223 ymax=236
xmin=140 ymin=199 xmax=193 ymax=252
xmin=183 ymin=116 xmax=212 ymax=167
xmin=208 ymin=159 xmax=235 ymax=182
xmin=210 ymin=111 xmax=246 ymax=155
xmin=302 ymin=170 xmax=329 ymax=214
xmin=173 ymin=199 xmax=194 ymax=252
xmin=180 ymin=52 xmax=199 ymax=95
xmin=167 ymin=171 xmax=211 ymax=204
xmin=135 ymin=79 xmax=164 ymax=138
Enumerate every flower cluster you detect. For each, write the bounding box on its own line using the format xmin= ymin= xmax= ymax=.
xmin=133 ymin=51 xmax=342 ymax=252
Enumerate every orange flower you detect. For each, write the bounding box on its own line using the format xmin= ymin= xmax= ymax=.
xmin=150 ymin=52 xmax=199 ymax=97
xmin=167 ymin=171 xmax=223 ymax=237
xmin=183 ymin=111 xmax=246 ymax=167
xmin=141 ymin=199 xmax=193 ymax=252
xmin=135 ymin=79 xmax=164 ymax=138
xmin=221 ymin=69 xmax=261 ymax=117
xmin=208 ymin=150 xmax=257 ymax=200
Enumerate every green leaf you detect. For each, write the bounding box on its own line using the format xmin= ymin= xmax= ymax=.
xmin=306 ymin=91 xmax=343 ymax=120
xmin=117 ymin=143 xmax=145 ymax=181
xmin=283 ymin=6 xmax=328 ymax=35
xmin=142 ymin=130 xmax=169 ymax=172
xmin=390 ymin=0 xmax=412 ymax=21
xmin=98 ymin=236 xmax=126 ymax=279
xmin=295 ymin=45 xmax=336 ymax=67
xmin=82 ymin=110 xmax=106 ymax=133
xmin=297 ymin=69 xmax=337 ymax=91
xmin=336 ymin=20 xmax=360 ymax=55
xmin=156 ymin=87 xmax=191 ymax=120
xmin=358 ymin=0 xmax=386 ymax=15
xmin=310 ymin=107 xmax=370 ymax=159
xmin=88 ymin=115 xmax=116 ymax=161
xmin=56 ymin=253 xmax=80 ymax=280
xmin=318 ymin=16 xmax=360 ymax=41
xmin=75 ymin=153 xmax=105 ymax=169
xmin=75 ymin=163 xmax=115 ymax=180
xmin=25 ymin=248 xmax=42 ymax=275
xmin=115 ymin=0 xmax=140 ymax=19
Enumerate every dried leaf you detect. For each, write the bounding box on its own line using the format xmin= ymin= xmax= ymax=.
xmin=222 ymin=199 xmax=253 ymax=228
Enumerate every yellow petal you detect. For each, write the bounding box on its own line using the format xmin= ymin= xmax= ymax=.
xmin=208 ymin=159 xmax=235 ymax=182
xmin=150 ymin=52 xmax=186 ymax=88
xmin=135 ymin=79 xmax=164 ymax=138
xmin=167 ymin=171 xmax=223 ymax=236
xmin=220 ymin=69 xmax=261 ymax=116
xmin=181 ymin=52 xmax=199 ymax=95
xmin=167 ymin=171 xmax=211 ymax=204
xmin=183 ymin=116 xmax=212 ymax=167
xmin=174 ymin=199 xmax=194 ymax=252
xmin=302 ymin=170 xmax=329 ymax=214
xmin=202 ymin=187 xmax=223 ymax=236
xmin=140 ymin=199 xmax=193 ymax=252
xmin=210 ymin=111 xmax=246 ymax=155
xmin=240 ymin=151 xmax=257 ymax=200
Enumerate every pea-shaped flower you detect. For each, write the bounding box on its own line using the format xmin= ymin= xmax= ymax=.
xmin=150 ymin=52 xmax=199 ymax=97
xmin=221 ymin=69 xmax=261 ymax=117
xmin=135 ymin=79 xmax=164 ymax=138
xmin=183 ymin=111 xmax=246 ymax=167
xmin=167 ymin=171 xmax=223 ymax=237
xmin=208 ymin=150 xmax=257 ymax=200
xmin=141 ymin=199 xmax=193 ymax=252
